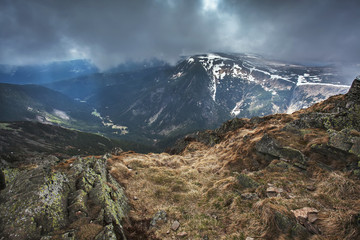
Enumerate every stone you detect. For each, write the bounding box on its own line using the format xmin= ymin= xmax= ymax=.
xmin=256 ymin=134 xmax=307 ymax=168
xmin=306 ymin=185 xmax=316 ymax=191
xmin=150 ymin=210 xmax=167 ymax=227
xmin=95 ymin=224 xmax=117 ymax=240
xmin=291 ymin=207 xmax=320 ymax=234
xmin=112 ymin=147 xmax=123 ymax=156
xmin=266 ymin=186 xmax=283 ymax=197
xmin=241 ymin=192 xmax=259 ymax=200
xmin=308 ymin=213 xmax=318 ymax=223
xmin=176 ymin=232 xmax=188 ymax=237
xmin=171 ymin=220 xmax=180 ymax=231
xmin=291 ymin=207 xmax=319 ymax=219
xmin=237 ymin=173 xmax=259 ymax=189
xmin=348 ymin=79 xmax=360 ymax=102
xmin=0 ymin=156 xmax=129 ymax=240
xmin=246 ymin=237 xmax=254 ymax=240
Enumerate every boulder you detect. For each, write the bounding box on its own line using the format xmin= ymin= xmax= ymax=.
xmin=256 ymin=134 xmax=307 ymax=168
xmin=237 ymin=173 xmax=259 ymax=189
xmin=150 ymin=210 xmax=167 ymax=227
xmin=0 ymin=156 xmax=128 ymax=240
xmin=171 ymin=220 xmax=180 ymax=231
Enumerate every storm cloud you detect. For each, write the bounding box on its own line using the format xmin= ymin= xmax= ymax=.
xmin=0 ymin=0 xmax=359 ymax=70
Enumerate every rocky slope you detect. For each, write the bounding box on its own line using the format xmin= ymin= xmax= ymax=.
xmin=0 ymin=156 xmax=128 ymax=240
xmin=1 ymin=78 xmax=359 ymax=239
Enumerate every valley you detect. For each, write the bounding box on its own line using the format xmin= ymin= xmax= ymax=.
xmin=0 ymin=53 xmax=351 ymax=151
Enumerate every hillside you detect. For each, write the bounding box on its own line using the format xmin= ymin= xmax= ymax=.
xmin=1 ymin=77 xmax=359 ymax=239
xmin=0 ymin=121 xmax=157 ymax=165
xmin=45 ymin=53 xmax=350 ymax=145
xmin=0 ymin=83 xmax=101 ymax=129
xmin=110 ymin=77 xmax=360 ymax=239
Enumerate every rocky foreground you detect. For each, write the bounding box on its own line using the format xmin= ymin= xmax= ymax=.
xmin=1 ymin=79 xmax=360 ymax=239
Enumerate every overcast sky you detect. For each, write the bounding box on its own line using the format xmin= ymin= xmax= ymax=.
xmin=1 ymin=0 xmax=359 ymax=70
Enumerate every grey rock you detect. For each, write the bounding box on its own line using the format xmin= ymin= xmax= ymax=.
xmin=256 ymin=134 xmax=307 ymax=168
xmin=237 ymin=173 xmax=259 ymax=189
xmin=0 ymin=156 xmax=129 ymax=240
xmin=171 ymin=220 xmax=180 ymax=231
xmin=95 ymin=224 xmax=118 ymax=240
xmin=150 ymin=210 xmax=167 ymax=227
xmin=240 ymin=193 xmax=259 ymax=200
xmin=176 ymin=231 xmax=188 ymax=237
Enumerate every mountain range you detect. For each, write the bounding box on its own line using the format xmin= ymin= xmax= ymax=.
xmin=0 ymin=53 xmax=352 ymax=149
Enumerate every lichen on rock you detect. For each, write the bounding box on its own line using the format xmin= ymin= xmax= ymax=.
xmin=0 ymin=155 xmax=128 ymax=240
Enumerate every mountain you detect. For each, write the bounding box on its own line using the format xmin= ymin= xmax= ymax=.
xmin=0 ymin=53 xmax=352 ymax=149
xmin=0 ymin=121 xmax=155 ymax=164
xmin=0 ymin=60 xmax=98 ymax=85
xmin=0 ymin=121 xmax=121 ymax=163
xmin=0 ymin=83 xmax=102 ymax=132
xmin=45 ymin=53 xmax=350 ymax=145
xmin=1 ymin=78 xmax=359 ymax=240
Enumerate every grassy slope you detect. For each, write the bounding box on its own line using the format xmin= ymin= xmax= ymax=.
xmin=105 ymin=94 xmax=360 ymax=239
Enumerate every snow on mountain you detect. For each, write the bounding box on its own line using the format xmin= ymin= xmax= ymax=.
xmin=174 ymin=53 xmax=349 ymax=117
xmin=43 ymin=52 xmax=352 ymax=143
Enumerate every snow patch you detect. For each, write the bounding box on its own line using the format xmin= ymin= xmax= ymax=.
xmin=251 ymin=67 xmax=271 ymax=76
xmin=92 ymin=109 xmax=128 ymax=135
xmin=188 ymin=58 xmax=194 ymax=64
xmin=230 ymin=100 xmax=244 ymax=116
xmin=91 ymin=109 xmax=102 ymax=119
xmin=171 ymin=72 xmax=183 ymax=79
xmin=53 ymin=109 xmax=70 ymax=120
xmin=198 ymin=53 xmax=230 ymax=61
xmin=210 ymin=76 xmax=217 ymax=101
xmin=297 ymin=74 xmax=349 ymax=87
xmin=272 ymin=103 xmax=280 ymax=113
xmin=148 ymin=107 xmax=164 ymax=125
xmin=270 ymin=75 xmax=294 ymax=84
xmin=356 ymin=75 xmax=360 ymax=80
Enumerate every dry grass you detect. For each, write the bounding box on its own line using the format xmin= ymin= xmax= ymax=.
xmin=106 ymin=113 xmax=360 ymax=239
xmin=316 ymin=172 xmax=360 ymax=200
xmin=317 ymin=210 xmax=360 ymax=240
xmin=76 ymin=223 xmax=103 ymax=240
xmin=53 ymin=157 xmax=77 ymax=170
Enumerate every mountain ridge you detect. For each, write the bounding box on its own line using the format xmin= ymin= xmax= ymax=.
xmin=0 ymin=53 xmax=353 ymax=150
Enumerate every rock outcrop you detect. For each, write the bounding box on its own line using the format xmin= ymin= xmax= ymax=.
xmin=0 ymin=156 xmax=128 ymax=240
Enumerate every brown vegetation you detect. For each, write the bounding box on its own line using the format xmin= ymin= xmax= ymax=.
xmin=105 ymin=87 xmax=360 ymax=239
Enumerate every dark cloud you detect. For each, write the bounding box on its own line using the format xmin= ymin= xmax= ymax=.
xmin=0 ymin=0 xmax=359 ymax=70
